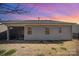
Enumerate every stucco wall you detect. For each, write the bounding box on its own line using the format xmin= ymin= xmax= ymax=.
xmin=24 ymin=25 xmax=72 ymax=40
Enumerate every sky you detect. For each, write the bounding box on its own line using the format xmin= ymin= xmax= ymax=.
xmin=0 ymin=3 xmax=79 ymax=24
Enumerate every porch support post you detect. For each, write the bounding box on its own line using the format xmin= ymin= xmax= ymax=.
xmin=24 ymin=26 xmax=25 ymax=40
xmin=7 ymin=26 xmax=9 ymax=40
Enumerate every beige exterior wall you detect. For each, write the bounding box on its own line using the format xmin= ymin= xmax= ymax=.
xmin=0 ymin=23 xmax=72 ymax=40
xmin=24 ymin=25 xmax=72 ymax=40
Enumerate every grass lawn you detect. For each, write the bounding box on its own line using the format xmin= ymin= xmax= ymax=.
xmin=0 ymin=39 xmax=78 ymax=56
xmin=0 ymin=49 xmax=16 ymax=56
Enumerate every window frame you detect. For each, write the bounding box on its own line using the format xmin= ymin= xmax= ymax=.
xmin=59 ymin=27 xmax=62 ymax=33
xmin=27 ymin=27 xmax=32 ymax=35
xmin=45 ymin=27 xmax=50 ymax=35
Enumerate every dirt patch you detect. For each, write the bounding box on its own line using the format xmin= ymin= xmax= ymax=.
xmin=0 ymin=40 xmax=77 ymax=56
xmin=74 ymin=39 xmax=79 ymax=55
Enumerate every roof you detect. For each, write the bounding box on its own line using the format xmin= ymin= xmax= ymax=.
xmin=0 ymin=20 xmax=75 ymax=25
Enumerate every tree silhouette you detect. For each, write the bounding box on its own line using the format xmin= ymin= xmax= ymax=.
xmin=0 ymin=3 xmax=33 ymax=14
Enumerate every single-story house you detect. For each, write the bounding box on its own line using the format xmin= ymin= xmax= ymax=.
xmin=0 ymin=20 xmax=75 ymax=40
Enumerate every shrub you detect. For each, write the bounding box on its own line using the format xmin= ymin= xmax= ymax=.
xmin=51 ymin=47 xmax=57 ymax=52
xmin=49 ymin=52 xmax=51 ymax=55
xmin=21 ymin=46 xmax=25 ymax=48
xmin=40 ymin=41 xmax=43 ymax=43
xmin=60 ymin=47 xmax=67 ymax=51
xmin=37 ymin=53 xmax=45 ymax=56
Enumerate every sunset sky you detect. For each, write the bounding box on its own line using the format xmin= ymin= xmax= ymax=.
xmin=0 ymin=3 xmax=79 ymax=24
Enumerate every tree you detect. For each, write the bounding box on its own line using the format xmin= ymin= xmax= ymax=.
xmin=0 ymin=3 xmax=33 ymax=14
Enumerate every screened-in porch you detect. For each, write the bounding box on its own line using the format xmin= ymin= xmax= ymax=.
xmin=8 ymin=27 xmax=24 ymax=40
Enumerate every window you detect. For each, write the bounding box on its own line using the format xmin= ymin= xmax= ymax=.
xmin=27 ymin=27 xmax=32 ymax=35
xmin=45 ymin=27 xmax=50 ymax=35
xmin=59 ymin=27 xmax=62 ymax=33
